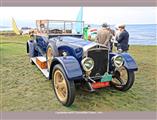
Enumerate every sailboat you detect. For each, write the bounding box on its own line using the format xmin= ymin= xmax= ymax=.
xmin=12 ymin=18 xmax=21 ymax=35
xmin=75 ymin=7 xmax=83 ymax=34
xmin=75 ymin=7 xmax=97 ymax=41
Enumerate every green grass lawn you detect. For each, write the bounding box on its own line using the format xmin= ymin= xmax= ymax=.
xmin=0 ymin=35 xmax=157 ymax=111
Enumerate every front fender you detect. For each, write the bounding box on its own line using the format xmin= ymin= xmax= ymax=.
xmin=50 ymin=56 xmax=83 ymax=80
xmin=109 ymin=53 xmax=138 ymax=72
xmin=121 ymin=53 xmax=138 ymax=71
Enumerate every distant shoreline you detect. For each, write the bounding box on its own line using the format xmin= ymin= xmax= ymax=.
xmin=1 ymin=24 xmax=157 ymax=29
xmin=1 ymin=24 xmax=156 ymax=45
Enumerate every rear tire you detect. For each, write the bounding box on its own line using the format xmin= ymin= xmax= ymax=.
xmin=46 ymin=43 xmax=58 ymax=71
xmin=52 ymin=64 xmax=75 ymax=106
xmin=27 ymin=41 xmax=37 ymax=65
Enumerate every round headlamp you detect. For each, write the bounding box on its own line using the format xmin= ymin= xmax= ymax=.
xmin=81 ymin=57 xmax=94 ymax=72
xmin=112 ymin=55 xmax=124 ymax=68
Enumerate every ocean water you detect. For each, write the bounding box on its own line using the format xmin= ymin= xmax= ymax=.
xmin=91 ymin=24 xmax=157 ymax=45
xmin=0 ymin=24 xmax=156 ymax=45
xmin=126 ymin=24 xmax=157 ymax=45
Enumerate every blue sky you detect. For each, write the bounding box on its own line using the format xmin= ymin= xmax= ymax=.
xmin=0 ymin=7 xmax=156 ymax=28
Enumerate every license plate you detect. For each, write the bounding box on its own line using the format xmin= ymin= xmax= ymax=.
xmin=92 ymin=82 xmax=110 ymax=89
xmin=100 ymin=73 xmax=112 ymax=82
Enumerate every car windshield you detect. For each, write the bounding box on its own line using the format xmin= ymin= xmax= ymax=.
xmin=36 ymin=20 xmax=84 ymax=35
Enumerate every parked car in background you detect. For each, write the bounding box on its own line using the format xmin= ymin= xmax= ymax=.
xmin=21 ymin=27 xmax=32 ymax=35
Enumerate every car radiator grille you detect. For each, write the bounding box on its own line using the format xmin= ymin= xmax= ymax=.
xmin=87 ymin=49 xmax=108 ymax=77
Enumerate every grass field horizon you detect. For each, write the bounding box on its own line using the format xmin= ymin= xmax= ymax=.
xmin=0 ymin=34 xmax=157 ymax=111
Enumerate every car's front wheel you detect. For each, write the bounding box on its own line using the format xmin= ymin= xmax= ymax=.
xmin=52 ymin=64 xmax=75 ymax=106
xmin=111 ymin=66 xmax=135 ymax=91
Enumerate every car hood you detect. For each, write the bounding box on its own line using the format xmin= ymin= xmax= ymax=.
xmin=61 ymin=36 xmax=98 ymax=52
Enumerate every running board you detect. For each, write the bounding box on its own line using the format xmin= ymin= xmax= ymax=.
xmin=31 ymin=57 xmax=49 ymax=79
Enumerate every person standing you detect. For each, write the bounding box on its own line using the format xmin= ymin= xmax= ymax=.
xmin=116 ymin=24 xmax=129 ymax=52
xmin=108 ymin=28 xmax=115 ymax=52
xmin=115 ymin=25 xmax=121 ymax=42
xmin=96 ymin=23 xmax=111 ymax=48
xmin=111 ymin=25 xmax=120 ymax=47
xmin=83 ymin=25 xmax=91 ymax=40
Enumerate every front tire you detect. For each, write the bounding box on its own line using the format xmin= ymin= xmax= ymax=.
xmin=52 ymin=64 xmax=75 ymax=106
xmin=111 ymin=66 xmax=135 ymax=91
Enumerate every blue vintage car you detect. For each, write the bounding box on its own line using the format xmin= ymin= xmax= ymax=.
xmin=27 ymin=20 xmax=138 ymax=106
